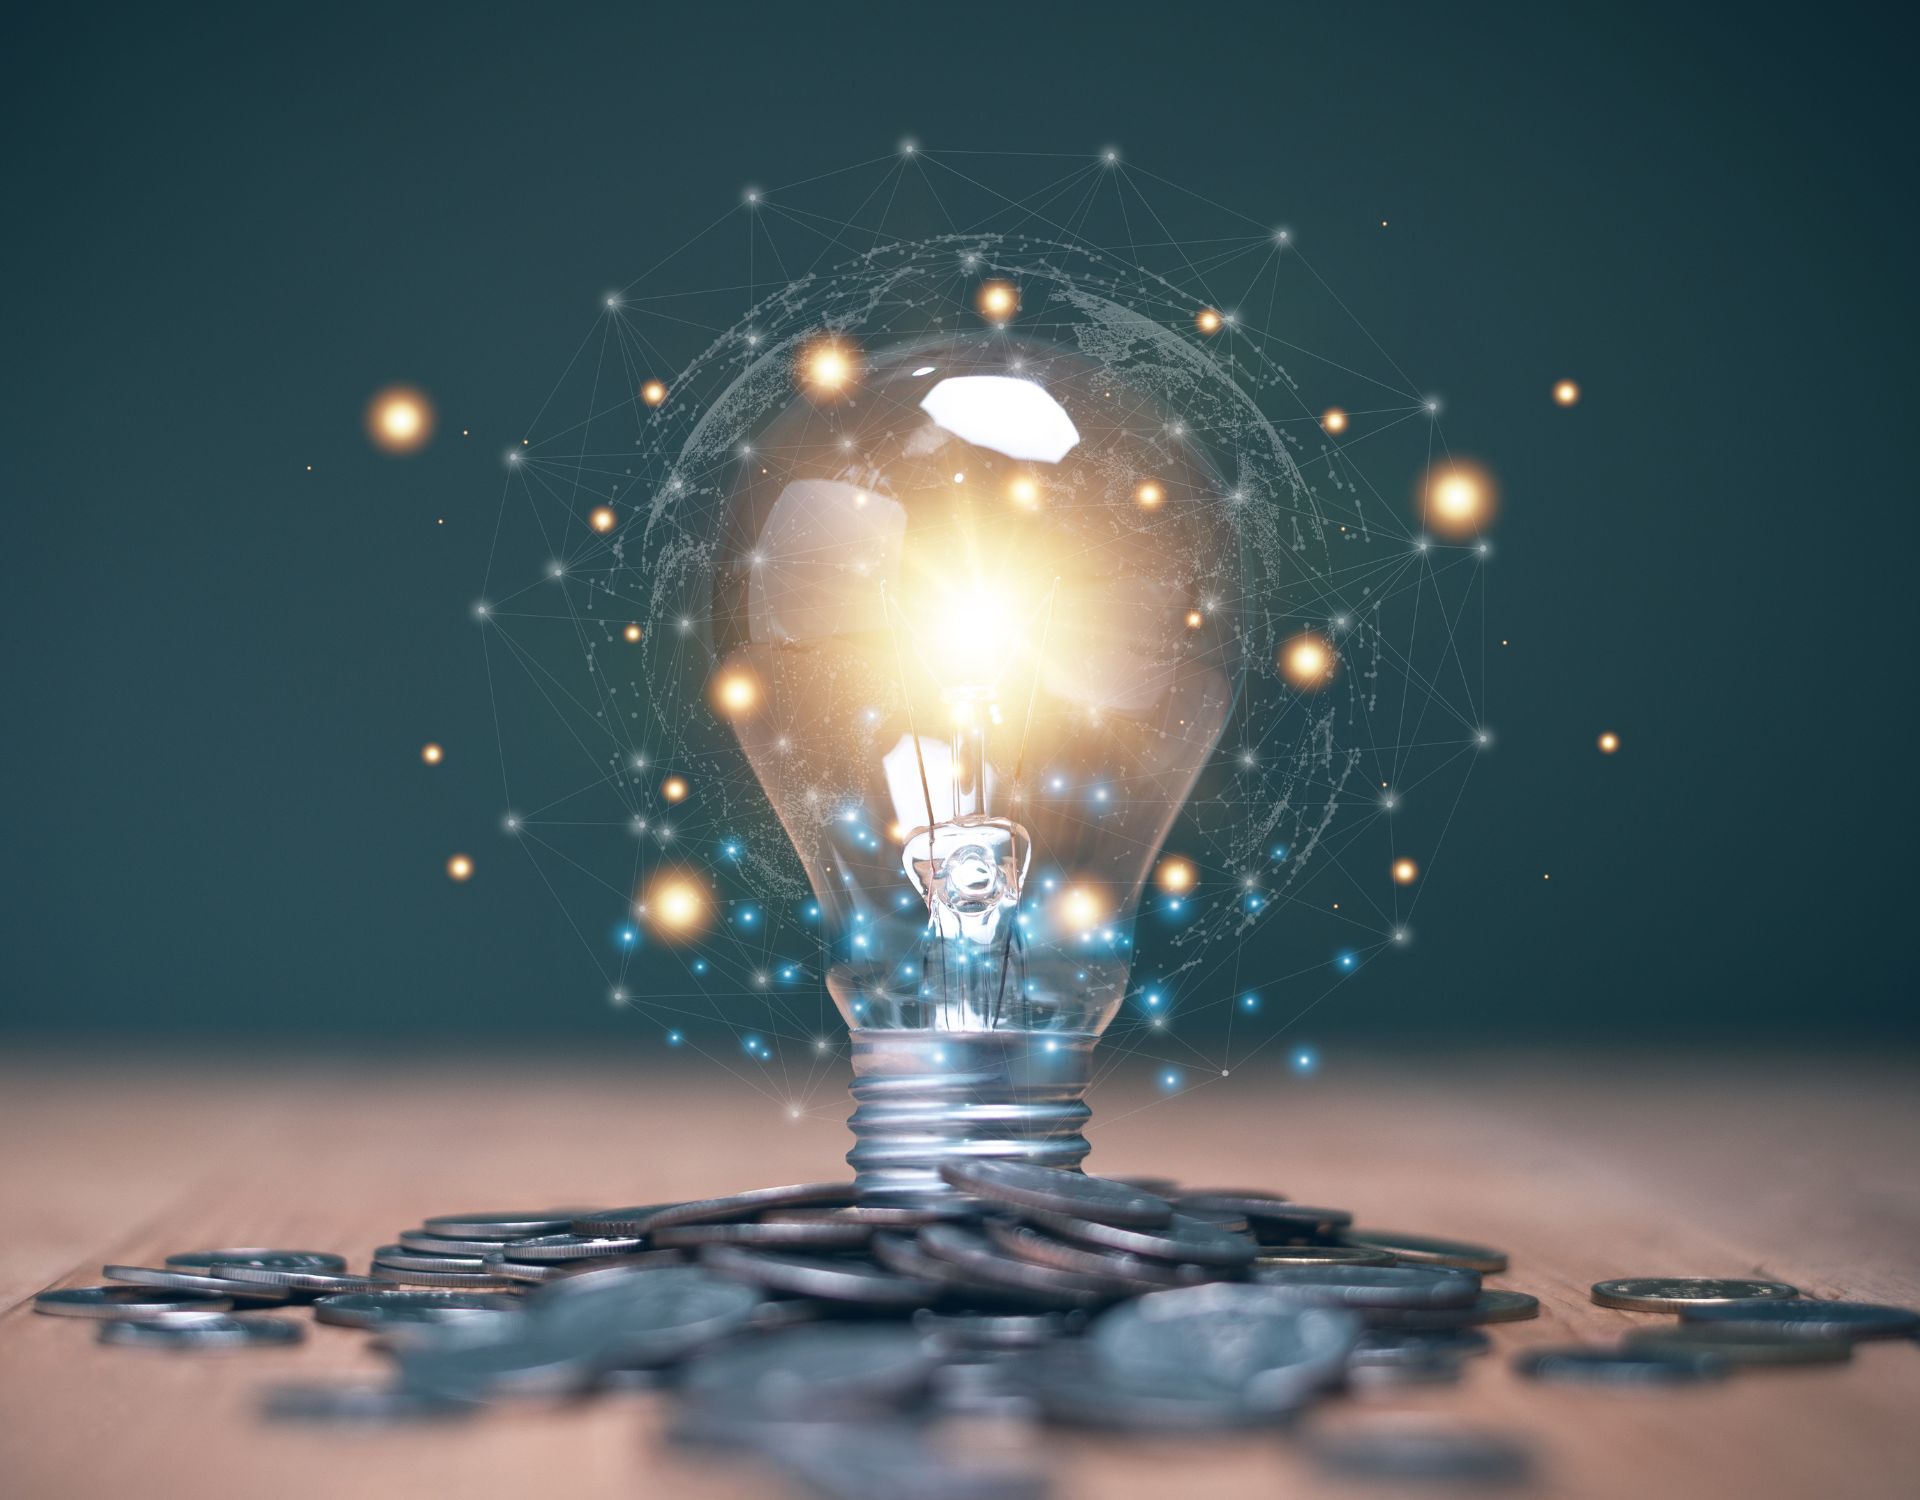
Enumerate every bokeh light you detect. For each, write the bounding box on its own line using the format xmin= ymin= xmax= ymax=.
xmin=1195 ymin=307 xmax=1223 ymax=334
xmin=445 ymin=853 xmax=473 ymax=882
xmin=1134 ymin=480 xmax=1165 ymax=510
xmin=640 ymin=871 xmax=709 ymax=940
xmin=624 ymin=623 xmax=644 ymax=644
xmin=367 ymin=386 xmax=434 ymax=454
xmin=1156 ymin=857 xmax=1197 ymax=895
xmin=640 ymin=379 xmax=669 ymax=407
xmin=1280 ymin=632 xmax=1338 ymax=690
xmin=1321 ymin=406 xmax=1349 ymax=434
xmin=1422 ymin=460 xmax=1498 ymax=538
xmin=420 ymin=743 xmax=444 ymax=766
xmin=1598 ymin=731 xmax=1620 ymax=754
xmin=975 ymin=280 xmax=1019 ymax=321
xmin=797 ymin=336 xmax=860 ymax=399
xmin=590 ymin=505 xmax=617 ymax=533
xmin=1553 ymin=379 xmax=1580 ymax=407
xmin=711 ymin=670 xmax=759 ymax=717
xmin=661 ymin=775 xmax=690 ymax=804
xmin=1392 ymin=857 xmax=1419 ymax=885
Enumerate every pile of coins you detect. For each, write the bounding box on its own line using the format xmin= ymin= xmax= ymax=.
xmin=33 ymin=1161 xmax=1920 ymax=1495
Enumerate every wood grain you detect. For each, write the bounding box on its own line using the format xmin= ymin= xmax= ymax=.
xmin=2 ymin=1052 xmax=1916 ymax=1499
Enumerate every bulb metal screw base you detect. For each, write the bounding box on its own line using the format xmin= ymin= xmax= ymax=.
xmin=846 ymin=1028 xmax=1096 ymax=1204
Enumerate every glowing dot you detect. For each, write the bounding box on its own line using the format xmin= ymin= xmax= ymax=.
xmin=797 ymin=336 xmax=859 ymax=398
xmin=445 ymin=854 xmax=473 ymax=882
xmin=1321 ymin=406 xmax=1349 ymax=434
xmin=1281 ymin=632 xmax=1337 ymax=690
xmin=1156 ymin=858 xmax=1196 ymax=895
xmin=1423 ymin=461 xmax=1498 ymax=537
xmin=367 ymin=386 xmax=433 ymax=454
xmin=661 ymin=775 xmax=689 ymax=804
xmin=1007 ymin=474 xmax=1043 ymax=509
xmin=1057 ymin=884 xmax=1106 ymax=934
xmin=420 ymin=743 xmax=444 ymax=766
xmin=1598 ymin=731 xmax=1620 ymax=754
xmin=1195 ymin=307 xmax=1223 ymax=334
xmin=642 ymin=872 xmax=708 ymax=939
xmin=975 ymin=280 xmax=1019 ymax=321
xmin=1392 ymin=858 xmax=1419 ymax=885
xmin=1185 ymin=609 xmax=1204 ymax=629
xmin=624 ymin=623 xmax=643 ymax=643
xmin=711 ymin=670 xmax=758 ymax=716
xmin=1554 ymin=379 xmax=1581 ymax=407
xmin=1135 ymin=480 xmax=1165 ymax=510
xmin=641 ymin=380 xmax=668 ymax=407
xmin=590 ymin=505 xmax=616 ymax=533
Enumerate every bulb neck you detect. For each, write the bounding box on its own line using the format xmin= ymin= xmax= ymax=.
xmin=846 ymin=1028 xmax=1095 ymax=1204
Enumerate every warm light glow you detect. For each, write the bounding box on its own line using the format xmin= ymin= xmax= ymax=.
xmin=1554 ymin=379 xmax=1580 ymax=407
xmin=1056 ymin=883 xmax=1107 ymax=934
xmin=641 ymin=872 xmax=708 ymax=940
xmin=420 ymin=743 xmax=444 ymax=766
xmin=367 ymin=386 xmax=434 ymax=454
xmin=640 ymin=379 xmax=669 ymax=407
xmin=1423 ymin=461 xmax=1498 ymax=537
xmin=1321 ymin=406 xmax=1349 ymax=434
xmin=712 ymin=670 xmax=759 ymax=716
xmin=975 ymin=280 xmax=1019 ymax=321
xmin=1135 ymin=480 xmax=1165 ymax=509
xmin=445 ymin=853 xmax=473 ymax=882
xmin=590 ymin=506 xmax=617 ymax=533
xmin=1007 ymin=474 xmax=1043 ymax=509
xmin=1195 ymin=307 xmax=1223 ymax=334
xmin=1281 ymin=632 xmax=1337 ymax=689
xmin=797 ymin=337 xmax=860 ymax=399
xmin=1185 ymin=609 xmax=1205 ymax=630
xmin=1598 ymin=731 xmax=1620 ymax=754
xmin=1392 ymin=858 xmax=1419 ymax=885
xmin=624 ymin=623 xmax=644 ymax=644
xmin=661 ymin=775 xmax=689 ymax=803
xmin=1156 ymin=858 xmax=1196 ymax=894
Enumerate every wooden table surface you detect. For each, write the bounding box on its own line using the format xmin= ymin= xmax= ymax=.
xmin=2 ymin=1051 xmax=1916 ymax=1499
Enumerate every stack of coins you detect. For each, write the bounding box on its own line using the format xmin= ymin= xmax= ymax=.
xmin=32 ymin=1163 xmax=1919 ymax=1496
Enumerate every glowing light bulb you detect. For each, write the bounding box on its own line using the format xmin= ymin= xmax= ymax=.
xmin=711 ymin=334 xmax=1241 ymax=1202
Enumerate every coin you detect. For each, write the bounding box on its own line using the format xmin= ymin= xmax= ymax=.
xmin=370 ymin=1266 xmax=517 ymax=1290
xmin=1256 ymin=1245 xmax=1396 ymax=1268
xmin=1176 ymin=1189 xmax=1293 ymax=1218
xmin=916 ymin=1223 xmax=1131 ymax=1307
xmin=261 ymin=1382 xmax=475 ymax=1424
xmin=700 ymin=1244 xmax=943 ymax=1308
xmin=938 ymin=1160 xmax=1173 ymax=1228
xmin=680 ymin=1325 xmax=939 ymax=1418
xmin=1018 ymin=1208 xmax=1258 ymax=1269
xmin=651 ymin=1217 xmax=874 ymax=1251
xmin=217 ymin=1266 xmax=390 ymax=1294
xmin=34 ymin=1285 xmax=233 ymax=1319
xmin=397 ymin=1329 xmax=603 ymax=1401
xmin=1350 ymin=1327 xmax=1492 ymax=1366
xmin=372 ymin=1245 xmax=493 ymax=1273
xmin=421 ymin=1210 xmax=593 ymax=1240
xmin=1361 ymin=1290 xmax=1541 ymax=1330
xmin=313 ymin=1291 xmax=525 ymax=1329
xmin=486 ymin=1248 xmax=686 ymax=1285
xmin=1247 ymin=1263 xmax=1482 ymax=1310
xmin=1591 ymin=1277 xmax=1801 ymax=1313
xmin=396 ymin=1230 xmax=524 ymax=1256
xmin=986 ymin=1219 xmax=1204 ymax=1292
xmin=1513 ymin=1346 xmax=1730 ymax=1384
xmin=491 ymin=1233 xmax=645 ymax=1262
xmin=1030 ymin=1341 xmax=1291 ymax=1431
xmin=98 ymin=1314 xmax=305 ymax=1350
xmin=1678 ymin=1299 xmax=1920 ymax=1340
xmin=102 ymin=1265 xmax=293 ymax=1301
xmin=1625 ymin=1325 xmax=1854 ymax=1367
xmin=630 ymin=1184 xmax=855 ymax=1236
xmin=914 ymin=1309 xmax=1080 ymax=1352
xmin=569 ymin=1205 xmax=677 ymax=1236
xmin=165 ymin=1249 xmax=345 ymax=1274
xmin=533 ymin=1265 xmax=766 ymax=1367
xmin=1339 ymin=1229 xmax=1507 ymax=1273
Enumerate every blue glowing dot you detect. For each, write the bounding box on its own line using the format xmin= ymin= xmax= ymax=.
xmin=1159 ymin=1070 xmax=1182 ymax=1091
xmin=617 ymin=926 xmax=639 ymax=947
xmin=1271 ymin=845 xmax=1290 ymax=862
xmin=738 ymin=907 xmax=757 ymax=926
xmin=1144 ymin=990 xmax=1163 ymax=1008
xmin=1336 ymin=952 xmax=1356 ymax=971
xmin=665 ymin=1029 xmax=684 ymax=1046
xmin=1240 ymin=992 xmax=1260 ymax=1012
xmin=1292 ymin=1046 xmax=1319 ymax=1075
xmin=692 ymin=959 xmax=708 ymax=974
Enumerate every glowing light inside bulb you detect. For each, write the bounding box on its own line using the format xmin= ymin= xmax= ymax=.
xmin=975 ymin=280 xmax=1019 ymax=321
xmin=1321 ymin=406 xmax=1349 ymax=434
xmin=1598 ymin=731 xmax=1620 ymax=754
xmin=661 ymin=775 xmax=689 ymax=803
xmin=420 ymin=742 xmax=444 ymax=765
xmin=712 ymin=670 xmax=759 ymax=716
xmin=1195 ymin=307 xmax=1223 ymax=334
xmin=1007 ymin=474 xmax=1043 ymax=509
xmin=1281 ymin=633 xmax=1337 ymax=689
xmin=640 ymin=379 xmax=669 ymax=407
xmin=1553 ymin=379 xmax=1580 ymax=407
xmin=367 ymin=386 xmax=433 ymax=454
xmin=1056 ymin=883 xmax=1107 ymax=934
xmin=590 ymin=506 xmax=616 ymax=533
xmin=797 ymin=337 xmax=860 ymax=399
xmin=1156 ymin=858 xmax=1196 ymax=894
xmin=1135 ymin=480 xmax=1165 ymax=509
xmin=1423 ymin=461 xmax=1497 ymax=537
xmin=624 ymin=623 xmax=643 ymax=643
xmin=1392 ymin=858 xmax=1419 ymax=885
xmin=445 ymin=853 xmax=473 ymax=882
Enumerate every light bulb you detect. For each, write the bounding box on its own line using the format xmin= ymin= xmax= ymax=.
xmin=714 ymin=337 xmax=1241 ymax=1201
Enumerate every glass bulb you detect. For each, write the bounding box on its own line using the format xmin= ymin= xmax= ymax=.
xmin=714 ymin=336 xmax=1242 ymax=1200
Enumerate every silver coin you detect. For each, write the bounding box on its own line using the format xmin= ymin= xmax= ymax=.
xmin=1361 ymin=1289 xmax=1541 ymax=1330
xmin=680 ymin=1324 xmax=939 ymax=1418
xmin=370 ymin=1266 xmax=517 ymax=1290
xmin=700 ymin=1244 xmax=942 ymax=1308
xmin=1256 ymin=1245 xmax=1395 ymax=1268
xmin=1247 ymin=1263 xmax=1482 ymax=1310
xmin=397 ymin=1329 xmax=603 ymax=1401
xmin=914 ymin=1309 xmax=1080 ymax=1352
xmin=483 ymin=1248 xmax=685 ymax=1284
xmin=1625 ymin=1325 xmax=1854 ymax=1366
xmin=1592 ymin=1276 xmax=1801 ymax=1313
xmin=483 ymin=1233 xmax=644 ymax=1262
xmin=1678 ymin=1299 xmax=1920 ymax=1340
xmin=1108 ymin=1175 xmax=1183 ymax=1198
xmin=1312 ymin=1425 xmax=1534 ymax=1484
xmin=34 ymin=1285 xmax=233 ymax=1319
xmin=651 ymin=1216 xmax=874 ymax=1251
xmin=1514 ymin=1346 xmax=1730 ymax=1383
xmin=313 ymin=1291 xmax=525 ymax=1329
xmin=916 ymin=1223 xmax=1131 ymax=1307
xmin=372 ymin=1245 xmax=492 ymax=1273
xmin=518 ymin=1257 xmax=693 ymax=1300
xmin=102 ymin=1265 xmax=293 ymax=1301
xmin=1350 ymin=1327 xmax=1492 ymax=1366
xmin=1176 ymin=1189 xmax=1293 ymax=1219
xmin=533 ymin=1264 xmax=766 ymax=1366
xmin=779 ymin=1204 xmax=969 ymax=1228
xmin=1030 ymin=1342 xmax=1291 ymax=1431
xmin=98 ymin=1313 xmax=305 ymax=1349
xmin=1339 ymin=1229 xmax=1507 ymax=1273
xmin=396 ymin=1230 xmax=526 ymax=1256
xmin=216 ymin=1265 xmax=388 ymax=1294
xmin=1019 ymin=1208 xmax=1258 ymax=1269
xmin=985 ymin=1219 xmax=1204 ymax=1292
xmin=165 ymin=1248 xmax=346 ymax=1274
xmin=421 ymin=1209 xmax=593 ymax=1240
xmin=937 ymin=1160 xmax=1173 ymax=1228
xmin=631 ymin=1183 xmax=855 ymax=1236
xmin=568 ymin=1205 xmax=677 ymax=1236
xmin=261 ymin=1382 xmax=475 ymax=1424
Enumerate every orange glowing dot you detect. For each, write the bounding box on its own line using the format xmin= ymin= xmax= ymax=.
xmin=1157 ymin=858 xmax=1196 ymax=895
xmin=641 ymin=872 xmax=708 ymax=939
xmin=1554 ymin=379 xmax=1580 ymax=407
xmin=1281 ymin=632 xmax=1337 ymax=690
xmin=1195 ymin=307 xmax=1223 ymax=334
xmin=797 ymin=337 xmax=860 ymax=399
xmin=1598 ymin=732 xmax=1620 ymax=754
xmin=420 ymin=743 xmax=444 ymax=766
xmin=590 ymin=505 xmax=616 ymax=533
xmin=1321 ymin=406 xmax=1349 ymax=434
xmin=1135 ymin=480 xmax=1165 ymax=509
xmin=1185 ymin=609 xmax=1205 ymax=629
xmin=976 ymin=280 xmax=1019 ymax=321
xmin=445 ymin=854 xmax=473 ymax=882
xmin=367 ymin=386 xmax=434 ymax=454
xmin=640 ymin=379 xmax=668 ymax=407
xmin=1008 ymin=475 xmax=1043 ymax=509
xmin=886 ymin=820 xmax=907 ymax=843
xmin=661 ymin=775 xmax=689 ymax=804
xmin=1057 ymin=884 xmax=1107 ymax=933
xmin=712 ymin=671 xmax=758 ymax=716
xmin=1423 ymin=461 xmax=1498 ymax=537
xmin=624 ymin=623 xmax=644 ymax=644
xmin=1392 ymin=858 xmax=1419 ymax=885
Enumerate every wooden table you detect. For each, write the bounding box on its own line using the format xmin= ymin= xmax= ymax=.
xmin=2 ymin=1051 xmax=1916 ymax=1499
